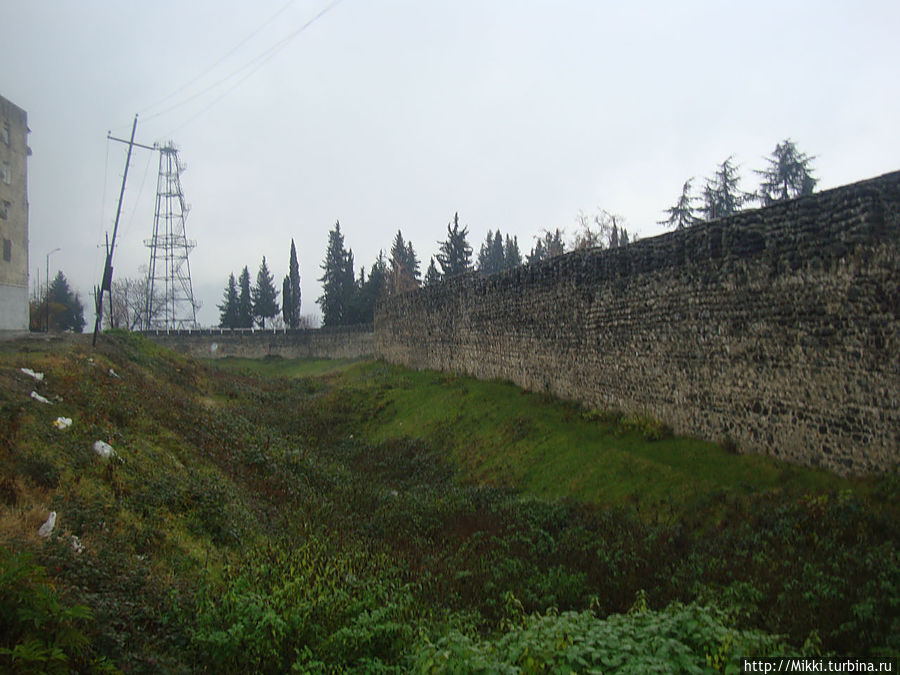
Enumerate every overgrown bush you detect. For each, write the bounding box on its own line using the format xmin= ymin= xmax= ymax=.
xmin=0 ymin=548 xmax=116 ymax=674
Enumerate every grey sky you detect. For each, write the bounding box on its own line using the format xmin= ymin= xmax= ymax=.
xmin=3 ymin=1 xmax=898 ymax=326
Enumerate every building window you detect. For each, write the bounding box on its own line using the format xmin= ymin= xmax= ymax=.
xmin=0 ymin=200 xmax=9 ymax=220
xmin=1 ymin=162 xmax=9 ymax=184
xmin=2 ymin=239 xmax=11 ymax=262
xmin=1 ymin=124 xmax=9 ymax=145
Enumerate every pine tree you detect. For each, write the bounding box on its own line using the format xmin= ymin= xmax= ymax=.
xmin=237 ymin=266 xmax=253 ymax=328
xmin=218 ymin=272 xmax=240 ymax=328
xmin=389 ymin=230 xmax=420 ymax=295
xmin=45 ymin=272 xmax=85 ymax=332
xmin=406 ymin=241 xmax=421 ymax=285
xmin=477 ymin=230 xmax=496 ymax=274
xmin=356 ymin=251 xmax=388 ymax=323
xmin=756 ymin=139 xmax=817 ymax=205
xmin=317 ymin=221 xmax=355 ymax=327
xmin=659 ymin=178 xmax=701 ymax=230
xmin=503 ymin=235 xmax=522 ymax=268
xmin=424 ymin=257 xmax=441 ymax=286
xmin=530 ymin=228 xmax=566 ymax=262
xmin=436 ymin=213 xmax=472 ymax=278
xmin=251 ymin=256 xmax=279 ymax=328
xmin=527 ymin=239 xmax=546 ymax=264
xmin=702 ymin=156 xmax=753 ymax=220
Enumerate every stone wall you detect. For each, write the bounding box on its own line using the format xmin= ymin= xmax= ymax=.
xmin=375 ymin=171 xmax=900 ymax=475
xmin=145 ymin=324 xmax=374 ymax=361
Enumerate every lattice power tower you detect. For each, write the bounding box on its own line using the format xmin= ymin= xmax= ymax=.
xmin=144 ymin=142 xmax=198 ymax=330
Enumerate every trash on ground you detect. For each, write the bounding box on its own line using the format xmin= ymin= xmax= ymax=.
xmin=20 ymin=367 xmax=44 ymax=381
xmin=30 ymin=391 xmax=51 ymax=404
xmin=93 ymin=440 xmax=117 ymax=459
xmin=38 ymin=511 xmax=56 ymax=538
xmin=53 ymin=417 xmax=73 ymax=430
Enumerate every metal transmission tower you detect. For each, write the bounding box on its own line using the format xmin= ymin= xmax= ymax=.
xmin=144 ymin=142 xmax=198 ymax=330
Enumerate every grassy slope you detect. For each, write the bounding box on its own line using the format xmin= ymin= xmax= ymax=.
xmin=0 ymin=338 xmax=896 ymax=672
xmin=217 ymin=356 xmax=856 ymax=512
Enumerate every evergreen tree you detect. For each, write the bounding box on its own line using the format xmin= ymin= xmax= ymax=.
xmin=389 ymin=230 xmax=420 ymax=295
xmin=659 ymin=178 xmax=701 ymax=230
xmin=477 ymin=230 xmax=506 ymax=275
xmin=436 ymin=213 xmax=473 ymax=278
xmin=424 ymin=257 xmax=441 ymax=286
xmin=527 ymin=239 xmax=546 ymax=264
xmin=503 ymin=235 xmax=522 ymax=268
xmin=282 ymin=275 xmax=292 ymax=328
xmin=355 ymin=251 xmax=388 ymax=323
xmin=701 ymin=156 xmax=753 ymax=220
xmin=284 ymin=239 xmax=301 ymax=328
xmin=218 ymin=272 xmax=240 ymax=328
xmin=756 ymin=139 xmax=818 ymax=205
xmin=528 ymin=228 xmax=566 ymax=263
xmin=342 ymin=248 xmax=360 ymax=324
xmin=251 ymin=256 xmax=279 ymax=328
xmin=237 ymin=266 xmax=253 ymax=328
xmin=406 ymin=241 xmax=421 ymax=285
xmin=45 ymin=272 xmax=85 ymax=332
xmin=317 ymin=221 xmax=355 ymax=326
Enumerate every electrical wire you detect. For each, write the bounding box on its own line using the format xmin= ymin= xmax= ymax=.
xmin=139 ymin=0 xmax=300 ymax=118
xmin=121 ymin=146 xmax=156 ymax=241
xmin=143 ymin=0 xmax=343 ymax=130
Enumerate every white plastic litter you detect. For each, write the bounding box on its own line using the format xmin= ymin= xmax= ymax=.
xmin=30 ymin=391 xmax=51 ymax=404
xmin=53 ymin=417 xmax=73 ymax=430
xmin=38 ymin=511 xmax=56 ymax=538
xmin=93 ymin=440 xmax=116 ymax=459
xmin=71 ymin=535 xmax=84 ymax=554
xmin=108 ymin=368 xmax=120 ymax=379
xmin=20 ymin=367 xmax=44 ymax=381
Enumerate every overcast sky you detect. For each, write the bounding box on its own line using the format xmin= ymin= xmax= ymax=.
xmin=3 ymin=1 xmax=898 ymax=327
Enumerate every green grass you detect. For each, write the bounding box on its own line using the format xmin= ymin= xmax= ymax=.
xmin=207 ymin=355 xmax=365 ymax=379
xmin=228 ymin=358 xmax=857 ymax=514
xmin=1 ymin=336 xmax=895 ymax=671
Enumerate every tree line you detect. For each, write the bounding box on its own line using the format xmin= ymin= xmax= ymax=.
xmin=217 ymin=240 xmax=303 ymax=329
xmin=659 ymin=138 xmax=817 ymax=229
xmin=217 ymin=137 xmax=819 ymax=329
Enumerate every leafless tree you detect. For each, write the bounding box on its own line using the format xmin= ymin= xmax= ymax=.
xmin=104 ymin=272 xmax=165 ymax=331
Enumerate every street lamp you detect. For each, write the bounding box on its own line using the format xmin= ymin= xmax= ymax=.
xmin=45 ymin=248 xmax=60 ymax=332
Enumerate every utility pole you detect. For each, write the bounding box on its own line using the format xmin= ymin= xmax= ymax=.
xmin=92 ymin=115 xmax=156 ymax=346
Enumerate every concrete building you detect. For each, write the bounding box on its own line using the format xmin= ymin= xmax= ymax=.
xmin=0 ymin=95 xmax=30 ymax=331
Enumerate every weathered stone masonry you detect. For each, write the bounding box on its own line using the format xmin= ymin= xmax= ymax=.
xmin=146 ymin=324 xmax=374 ymax=361
xmin=375 ymin=172 xmax=900 ymax=475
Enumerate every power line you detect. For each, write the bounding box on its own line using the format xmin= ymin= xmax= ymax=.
xmin=143 ymin=0 xmax=344 ymax=130
xmin=139 ymin=0 xmax=300 ymax=118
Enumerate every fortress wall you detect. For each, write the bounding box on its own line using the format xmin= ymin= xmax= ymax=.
xmin=145 ymin=324 xmax=374 ymax=361
xmin=374 ymin=172 xmax=900 ymax=475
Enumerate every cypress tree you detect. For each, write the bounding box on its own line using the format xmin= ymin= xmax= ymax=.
xmin=286 ymin=239 xmax=301 ymax=328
